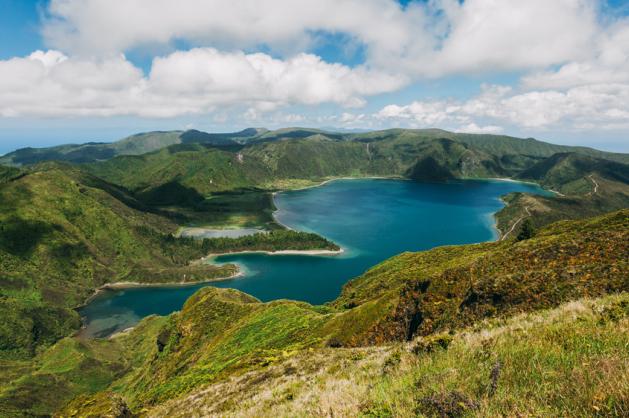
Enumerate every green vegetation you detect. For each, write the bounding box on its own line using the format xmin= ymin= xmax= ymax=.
xmin=8 ymin=128 xmax=627 ymax=239
xmin=515 ymin=218 xmax=535 ymax=240
xmin=0 ymin=129 xmax=261 ymax=166
xmin=200 ymin=230 xmax=340 ymax=254
xmin=1 ymin=127 xmax=628 ymax=416
xmin=76 ymin=128 xmax=629 ymax=236
xmin=0 ymin=161 xmax=339 ymax=360
xmin=1 ymin=210 xmax=624 ymax=416
xmin=0 ymin=164 xmax=238 ymax=358
xmin=517 ymin=152 xmax=629 ymax=194
xmin=0 ymin=316 xmax=167 ymax=417
xmin=134 ymin=293 xmax=627 ymax=417
xmin=0 ymin=165 xmax=22 ymax=183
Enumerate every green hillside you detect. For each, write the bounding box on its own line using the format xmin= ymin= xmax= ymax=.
xmin=139 ymin=293 xmax=628 ymax=417
xmin=0 ymin=128 xmax=263 ymax=166
xmin=80 ymin=128 xmax=629 ymax=195
xmin=3 ymin=127 xmax=628 ymax=168
xmin=4 ymin=128 xmax=629 ymax=235
xmin=1 ymin=210 xmax=626 ymax=416
xmin=493 ymin=154 xmax=629 ymax=238
xmin=0 ymin=131 xmax=183 ymax=166
xmin=0 ymin=128 xmax=627 ymax=416
xmin=0 ymin=161 xmax=341 ymax=360
xmin=517 ymin=152 xmax=629 ymax=194
xmin=0 ymin=164 xmax=240 ymax=358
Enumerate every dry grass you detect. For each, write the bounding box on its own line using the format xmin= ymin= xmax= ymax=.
xmin=146 ymin=293 xmax=629 ymax=417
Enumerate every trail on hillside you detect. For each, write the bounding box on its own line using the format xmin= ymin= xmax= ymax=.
xmin=587 ymin=174 xmax=599 ymax=195
xmin=501 ymin=206 xmax=531 ymax=241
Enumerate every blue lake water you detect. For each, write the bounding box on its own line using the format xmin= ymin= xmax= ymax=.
xmin=79 ymin=178 xmax=550 ymax=337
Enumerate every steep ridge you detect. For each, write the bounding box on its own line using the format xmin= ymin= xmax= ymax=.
xmin=78 ymin=133 xmax=629 ymax=240
xmin=0 ymin=129 xmax=628 ymax=416
xmin=2 ymin=210 xmax=623 ymax=416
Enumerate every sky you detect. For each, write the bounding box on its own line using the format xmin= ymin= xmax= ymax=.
xmin=0 ymin=0 xmax=629 ymax=155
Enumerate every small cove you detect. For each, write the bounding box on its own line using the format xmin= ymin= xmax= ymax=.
xmin=79 ymin=178 xmax=551 ymax=337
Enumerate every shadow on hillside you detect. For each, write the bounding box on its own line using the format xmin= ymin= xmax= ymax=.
xmin=138 ymin=181 xmax=206 ymax=207
xmin=0 ymin=217 xmax=55 ymax=257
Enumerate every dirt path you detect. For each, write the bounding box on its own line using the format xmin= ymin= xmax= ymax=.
xmin=500 ymin=206 xmax=531 ymax=241
xmin=587 ymin=174 xmax=599 ymax=195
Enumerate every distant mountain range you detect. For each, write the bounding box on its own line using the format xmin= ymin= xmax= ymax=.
xmin=2 ymin=127 xmax=628 ymax=166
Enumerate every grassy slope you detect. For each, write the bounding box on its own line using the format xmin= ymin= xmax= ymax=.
xmin=0 ymin=162 xmax=341 ymax=360
xmin=4 ymin=128 xmax=621 ymax=239
xmin=82 ymin=128 xmax=629 ymax=193
xmin=517 ymin=152 xmax=629 ymax=194
xmin=86 ymin=143 xmax=273 ymax=196
xmin=495 ymin=154 xmax=629 ymax=237
xmin=13 ymin=210 xmax=624 ymax=416
xmin=0 ymin=164 xmax=238 ymax=358
xmin=143 ymin=293 xmax=629 ymax=417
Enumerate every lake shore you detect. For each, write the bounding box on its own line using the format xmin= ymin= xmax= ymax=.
xmin=79 ymin=268 xmax=244 ymax=306
xmin=204 ymin=247 xmax=345 ymax=260
xmin=100 ymin=270 xmax=245 ymax=290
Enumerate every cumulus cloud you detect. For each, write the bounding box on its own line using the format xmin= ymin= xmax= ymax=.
xmin=522 ymin=18 xmax=629 ymax=89
xmin=374 ymin=83 xmax=629 ymax=132
xmin=43 ymin=0 xmax=422 ymax=60
xmin=0 ymin=51 xmax=144 ymax=117
xmin=43 ymin=0 xmax=600 ymax=78
xmin=0 ymin=48 xmax=404 ymax=117
xmin=455 ymin=123 xmax=503 ymax=134
xmin=0 ymin=0 xmax=627 ymax=138
xmin=412 ymin=0 xmax=599 ymax=76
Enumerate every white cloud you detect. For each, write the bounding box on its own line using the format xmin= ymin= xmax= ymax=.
xmin=522 ymin=18 xmax=629 ymax=89
xmin=0 ymin=48 xmax=404 ymax=117
xmin=43 ymin=0 xmax=422 ymax=60
xmin=374 ymin=82 xmax=629 ymax=132
xmin=413 ymin=0 xmax=599 ymax=76
xmin=43 ymin=0 xmax=601 ymax=79
xmin=0 ymin=0 xmax=626 ymax=141
xmin=455 ymin=123 xmax=503 ymax=134
xmin=148 ymin=49 xmax=405 ymax=107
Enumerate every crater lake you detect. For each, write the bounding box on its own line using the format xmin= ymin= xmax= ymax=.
xmin=79 ymin=178 xmax=550 ymax=337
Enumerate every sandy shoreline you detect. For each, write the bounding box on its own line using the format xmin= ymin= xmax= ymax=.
xmin=204 ymin=247 xmax=344 ymax=260
xmin=100 ymin=270 xmax=245 ymax=290
xmin=78 ymin=269 xmax=245 ymax=307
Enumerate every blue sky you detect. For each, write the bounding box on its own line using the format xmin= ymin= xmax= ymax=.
xmin=0 ymin=0 xmax=628 ymax=155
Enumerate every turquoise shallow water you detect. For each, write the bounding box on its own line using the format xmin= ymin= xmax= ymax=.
xmin=79 ymin=179 xmax=549 ymax=337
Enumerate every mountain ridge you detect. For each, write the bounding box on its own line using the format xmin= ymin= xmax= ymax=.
xmin=2 ymin=127 xmax=628 ymax=166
